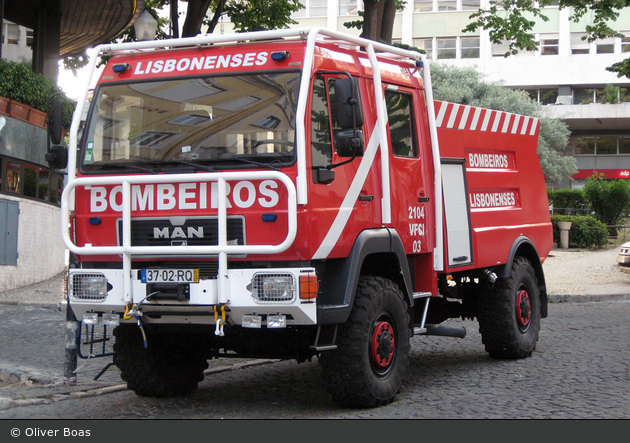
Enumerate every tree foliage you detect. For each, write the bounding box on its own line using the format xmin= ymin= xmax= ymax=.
xmin=225 ymin=0 xmax=302 ymax=32
xmin=430 ymin=63 xmax=577 ymax=183
xmin=463 ymin=0 xmax=630 ymax=78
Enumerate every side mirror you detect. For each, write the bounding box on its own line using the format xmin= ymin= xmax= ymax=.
xmin=334 ymin=77 xmax=364 ymax=130
xmin=46 ymin=145 xmax=68 ymax=170
xmin=335 ymin=130 xmax=364 ymax=158
xmin=47 ymin=94 xmax=64 ymax=146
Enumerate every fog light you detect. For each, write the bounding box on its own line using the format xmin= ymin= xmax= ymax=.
xmin=82 ymin=312 xmax=99 ymax=325
xmin=242 ymin=315 xmax=262 ymax=328
xmin=102 ymin=313 xmax=120 ymax=327
xmin=267 ymin=315 xmax=286 ymax=328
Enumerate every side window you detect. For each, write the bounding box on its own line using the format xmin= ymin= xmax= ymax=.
xmin=385 ymin=89 xmax=417 ymax=158
xmin=311 ymin=77 xmax=333 ymax=170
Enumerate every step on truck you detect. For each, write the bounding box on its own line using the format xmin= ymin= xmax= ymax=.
xmin=47 ymin=27 xmax=553 ymax=408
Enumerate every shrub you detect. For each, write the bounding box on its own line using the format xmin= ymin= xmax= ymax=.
xmin=583 ymin=173 xmax=630 ymax=236
xmin=551 ymin=215 xmax=608 ymax=249
xmin=0 ymin=59 xmax=75 ymax=131
xmin=548 ymin=189 xmax=589 ymax=215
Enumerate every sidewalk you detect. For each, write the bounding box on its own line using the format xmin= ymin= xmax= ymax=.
xmin=0 ymin=271 xmax=66 ymax=309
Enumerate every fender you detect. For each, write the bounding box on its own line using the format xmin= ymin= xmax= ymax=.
xmin=496 ymin=235 xmax=549 ymax=318
xmin=316 ymin=228 xmax=413 ymax=325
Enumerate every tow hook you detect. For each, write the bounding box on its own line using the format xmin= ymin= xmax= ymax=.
xmin=124 ymin=304 xmax=148 ymax=348
xmin=214 ymin=304 xmax=227 ymax=336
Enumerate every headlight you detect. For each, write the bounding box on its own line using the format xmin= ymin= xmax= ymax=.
xmin=251 ymin=273 xmax=296 ymax=303
xmin=70 ymin=273 xmax=109 ymax=302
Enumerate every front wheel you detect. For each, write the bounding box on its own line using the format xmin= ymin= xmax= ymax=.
xmin=477 ymin=257 xmax=542 ymax=359
xmin=320 ymin=276 xmax=410 ymax=408
xmin=114 ymin=325 xmax=208 ymax=398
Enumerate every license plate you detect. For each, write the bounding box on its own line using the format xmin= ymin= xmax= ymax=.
xmin=140 ymin=269 xmax=199 ymax=284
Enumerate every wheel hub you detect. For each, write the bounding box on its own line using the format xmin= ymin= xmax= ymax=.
xmin=371 ymin=321 xmax=395 ymax=368
xmin=516 ymin=289 xmax=531 ymax=330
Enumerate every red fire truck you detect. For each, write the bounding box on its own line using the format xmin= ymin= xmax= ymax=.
xmin=47 ymin=27 xmax=553 ymax=408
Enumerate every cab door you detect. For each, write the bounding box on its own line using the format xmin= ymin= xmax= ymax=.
xmin=307 ymin=75 xmax=376 ymax=260
xmin=383 ymin=84 xmax=431 ymax=256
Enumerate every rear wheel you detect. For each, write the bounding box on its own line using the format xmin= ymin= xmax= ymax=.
xmin=114 ymin=325 xmax=208 ymax=397
xmin=320 ymin=276 xmax=410 ymax=408
xmin=477 ymin=257 xmax=541 ymax=359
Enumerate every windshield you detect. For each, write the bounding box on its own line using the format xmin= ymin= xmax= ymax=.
xmin=81 ymin=72 xmax=299 ymax=172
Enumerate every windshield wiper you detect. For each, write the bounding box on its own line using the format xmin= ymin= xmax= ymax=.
xmin=216 ymin=156 xmax=282 ymax=172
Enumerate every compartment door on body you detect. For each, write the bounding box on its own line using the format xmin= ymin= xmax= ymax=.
xmin=441 ymin=158 xmax=473 ymax=267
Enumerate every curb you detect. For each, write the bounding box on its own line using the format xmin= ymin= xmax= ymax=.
xmin=549 ymin=292 xmax=630 ymax=303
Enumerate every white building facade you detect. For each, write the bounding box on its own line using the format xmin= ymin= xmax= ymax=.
xmin=259 ymin=1 xmax=630 ymax=189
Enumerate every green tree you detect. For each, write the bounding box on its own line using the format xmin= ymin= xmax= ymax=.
xmin=583 ymin=172 xmax=630 ymax=235
xmin=430 ymin=63 xmax=577 ymax=183
xmin=463 ymin=0 xmax=630 ymax=79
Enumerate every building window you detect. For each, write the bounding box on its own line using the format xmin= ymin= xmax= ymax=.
xmin=622 ymin=37 xmax=630 ymax=53
xmin=461 ymin=36 xmax=480 ymax=58
xmin=414 ymin=38 xmax=433 ymax=59
xmin=540 ymin=36 xmax=559 ymax=55
xmin=574 ymin=136 xmax=630 ymax=155
xmin=492 ymin=40 xmax=511 ymax=57
xmin=293 ymin=0 xmax=329 ymax=17
xmin=596 ymin=41 xmax=614 ymax=54
xmin=5 ymin=162 xmax=21 ymax=194
xmin=597 ymin=136 xmax=617 ymax=155
xmin=436 ymin=37 xmax=457 ymax=59
xmin=0 ymin=155 xmax=63 ymax=205
xmin=573 ymin=88 xmax=596 ymax=104
xmin=437 ymin=0 xmax=457 ymax=10
xmin=527 ymin=89 xmax=559 ymax=105
xmin=461 ymin=0 xmax=480 ymax=10
xmin=414 ymin=0 xmax=434 ymax=11
xmin=620 ymin=137 xmax=630 ymax=154
xmin=339 ymin=0 xmax=358 ymax=15
xmin=575 ymin=137 xmax=595 ymax=155
xmin=571 ymin=33 xmax=590 ymax=54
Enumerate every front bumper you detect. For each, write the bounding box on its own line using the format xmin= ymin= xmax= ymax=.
xmin=68 ymin=267 xmax=317 ymax=327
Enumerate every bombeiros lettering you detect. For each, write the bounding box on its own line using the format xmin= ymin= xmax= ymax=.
xmin=89 ymin=180 xmax=280 ymax=212
xmin=133 ymin=52 xmax=269 ymax=75
xmin=468 ymin=153 xmax=509 ymax=169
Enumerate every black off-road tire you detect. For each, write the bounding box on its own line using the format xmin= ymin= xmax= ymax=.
xmin=320 ymin=276 xmax=410 ymax=408
xmin=113 ymin=324 xmax=208 ymax=398
xmin=477 ymin=256 xmax=541 ymax=359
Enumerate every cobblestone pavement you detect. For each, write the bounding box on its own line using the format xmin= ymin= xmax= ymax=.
xmin=1 ymin=246 xmax=629 ymax=418
xmin=1 ymin=301 xmax=629 ymax=419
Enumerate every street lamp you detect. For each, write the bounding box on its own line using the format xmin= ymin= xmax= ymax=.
xmin=134 ymin=10 xmax=158 ymax=41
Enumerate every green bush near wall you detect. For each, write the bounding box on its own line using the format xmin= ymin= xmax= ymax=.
xmin=0 ymin=59 xmax=75 ymax=131
xmin=547 ymin=189 xmax=589 ymax=215
xmin=551 ymin=214 xmax=608 ymax=249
